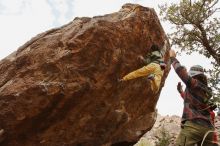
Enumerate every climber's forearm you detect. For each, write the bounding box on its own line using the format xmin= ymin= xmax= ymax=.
xmin=171 ymin=57 xmax=192 ymax=86
xmin=122 ymin=66 xmax=150 ymax=81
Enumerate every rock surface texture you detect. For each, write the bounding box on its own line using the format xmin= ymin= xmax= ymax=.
xmin=0 ymin=3 xmax=170 ymax=146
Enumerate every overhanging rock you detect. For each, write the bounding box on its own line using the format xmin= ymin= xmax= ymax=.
xmin=0 ymin=3 xmax=170 ymax=146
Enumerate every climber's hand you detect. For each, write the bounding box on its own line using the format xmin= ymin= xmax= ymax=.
xmin=137 ymin=55 xmax=144 ymax=63
xmin=169 ymin=49 xmax=176 ymax=58
xmin=177 ymin=82 xmax=183 ymax=93
xmin=118 ymin=78 xmax=124 ymax=82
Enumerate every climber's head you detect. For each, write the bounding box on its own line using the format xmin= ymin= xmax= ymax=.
xmin=189 ymin=65 xmax=207 ymax=85
xmin=150 ymin=44 xmax=164 ymax=62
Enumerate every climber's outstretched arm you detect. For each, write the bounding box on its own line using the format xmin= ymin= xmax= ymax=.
xmin=121 ymin=63 xmax=159 ymax=81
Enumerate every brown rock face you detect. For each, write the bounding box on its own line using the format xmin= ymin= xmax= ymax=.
xmin=0 ymin=3 xmax=170 ymax=146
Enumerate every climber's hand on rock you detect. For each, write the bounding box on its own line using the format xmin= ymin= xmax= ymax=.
xmin=138 ymin=55 xmax=144 ymax=61
xmin=169 ymin=49 xmax=176 ymax=58
xmin=137 ymin=55 xmax=144 ymax=63
xmin=118 ymin=78 xmax=124 ymax=82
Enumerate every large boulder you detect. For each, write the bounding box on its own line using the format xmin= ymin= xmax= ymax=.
xmin=0 ymin=3 xmax=170 ymax=146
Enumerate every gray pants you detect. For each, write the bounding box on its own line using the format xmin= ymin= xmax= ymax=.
xmin=176 ymin=121 xmax=218 ymax=146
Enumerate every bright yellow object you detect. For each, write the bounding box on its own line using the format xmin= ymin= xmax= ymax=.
xmin=122 ymin=63 xmax=164 ymax=94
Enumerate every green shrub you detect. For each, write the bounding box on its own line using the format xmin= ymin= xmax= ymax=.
xmin=155 ymin=125 xmax=172 ymax=146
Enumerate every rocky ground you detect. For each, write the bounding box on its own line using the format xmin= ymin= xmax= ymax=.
xmin=141 ymin=114 xmax=181 ymax=146
xmin=135 ymin=113 xmax=220 ymax=146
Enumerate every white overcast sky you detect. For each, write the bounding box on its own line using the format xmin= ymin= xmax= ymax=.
xmin=0 ymin=0 xmax=213 ymax=116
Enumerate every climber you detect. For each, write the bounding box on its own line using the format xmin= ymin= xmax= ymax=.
xmin=119 ymin=44 xmax=166 ymax=94
xmin=169 ymin=49 xmax=217 ymax=146
xmin=177 ymin=82 xmax=218 ymax=144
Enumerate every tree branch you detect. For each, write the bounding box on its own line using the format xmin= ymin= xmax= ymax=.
xmin=197 ymin=24 xmax=220 ymax=64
